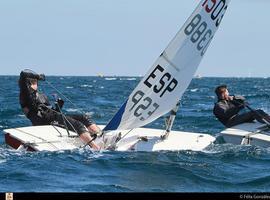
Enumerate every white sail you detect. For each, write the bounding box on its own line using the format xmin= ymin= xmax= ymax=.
xmin=104 ymin=0 xmax=231 ymax=131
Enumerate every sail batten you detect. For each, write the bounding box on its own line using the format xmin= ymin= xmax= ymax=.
xmin=104 ymin=0 xmax=231 ymax=131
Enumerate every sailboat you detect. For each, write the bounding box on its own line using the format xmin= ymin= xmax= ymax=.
xmin=220 ymin=122 xmax=270 ymax=147
xmin=4 ymin=0 xmax=231 ymax=152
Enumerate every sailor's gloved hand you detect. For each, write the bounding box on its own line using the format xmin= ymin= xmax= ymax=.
xmin=234 ymin=95 xmax=245 ymax=102
xmin=37 ymin=104 xmax=49 ymax=117
xmin=39 ymin=74 xmax=46 ymax=81
xmin=233 ymin=95 xmax=246 ymax=108
xmin=57 ymin=98 xmax=64 ymax=108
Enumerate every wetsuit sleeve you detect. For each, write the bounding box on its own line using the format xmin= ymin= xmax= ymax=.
xmin=214 ymin=102 xmax=241 ymax=120
xmin=231 ymin=98 xmax=245 ymax=109
xmin=19 ymin=70 xmax=41 ymax=115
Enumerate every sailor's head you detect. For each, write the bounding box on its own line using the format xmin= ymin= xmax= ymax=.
xmin=28 ymin=78 xmax=38 ymax=91
xmin=215 ymin=85 xmax=229 ymax=100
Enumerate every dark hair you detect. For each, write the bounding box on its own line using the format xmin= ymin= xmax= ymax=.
xmin=215 ymin=85 xmax=227 ymax=99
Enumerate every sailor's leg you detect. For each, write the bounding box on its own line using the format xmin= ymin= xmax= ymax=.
xmin=67 ymin=114 xmax=102 ymax=136
xmin=57 ymin=114 xmax=100 ymax=150
xmin=253 ymin=110 xmax=270 ymax=124
xmin=226 ymin=112 xmax=255 ymax=127
xmin=31 ymin=108 xmax=57 ymax=126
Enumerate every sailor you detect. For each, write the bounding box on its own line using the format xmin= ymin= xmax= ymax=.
xmin=213 ymin=85 xmax=270 ymax=128
xmin=18 ymin=69 xmax=101 ymax=150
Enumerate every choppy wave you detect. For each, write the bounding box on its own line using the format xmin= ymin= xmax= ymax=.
xmin=190 ymin=88 xmax=199 ymax=92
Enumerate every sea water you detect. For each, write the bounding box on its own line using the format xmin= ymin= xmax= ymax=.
xmin=1 ymin=76 xmax=270 ymax=192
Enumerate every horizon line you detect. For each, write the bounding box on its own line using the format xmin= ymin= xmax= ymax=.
xmin=0 ymin=74 xmax=269 ymax=79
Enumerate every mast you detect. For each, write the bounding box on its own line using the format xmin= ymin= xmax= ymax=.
xmin=161 ymin=101 xmax=180 ymax=140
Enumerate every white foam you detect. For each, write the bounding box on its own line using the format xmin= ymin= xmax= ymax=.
xmin=190 ymin=88 xmax=198 ymax=92
xmin=66 ymin=108 xmax=79 ymax=112
xmin=105 ymin=77 xmax=117 ymax=81
xmin=85 ymin=112 xmax=94 ymax=116
xmin=120 ymin=78 xmax=137 ymax=81
xmin=81 ymin=84 xmax=93 ymax=88
xmin=0 ymin=159 xmax=6 ymax=164
xmin=66 ymin=86 xmax=74 ymax=89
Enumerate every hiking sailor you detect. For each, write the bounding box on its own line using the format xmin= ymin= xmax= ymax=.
xmin=213 ymin=85 xmax=270 ymax=128
xmin=18 ymin=69 xmax=101 ymax=150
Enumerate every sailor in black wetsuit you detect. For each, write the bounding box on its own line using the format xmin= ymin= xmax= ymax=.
xmin=19 ymin=69 xmax=101 ymax=150
xmin=213 ymin=85 xmax=270 ymax=128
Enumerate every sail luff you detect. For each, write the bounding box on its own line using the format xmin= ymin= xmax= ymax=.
xmin=104 ymin=0 xmax=231 ymax=131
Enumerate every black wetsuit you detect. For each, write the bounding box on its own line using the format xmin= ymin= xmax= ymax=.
xmin=213 ymin=97 xmax=269 ymax=128
xmin=19 ymin=70 xmax=94 ymax=135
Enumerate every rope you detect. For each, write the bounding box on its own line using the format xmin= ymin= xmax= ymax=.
xmin=105 ymin=129 xmax=134 ymax=150
xmin=48 ymin=106 xmax=79 ymax=136
xmin=45 ymin=80 xmax=86 ymax=115
xmin=13 ymin=127 xmax=59 ymax=150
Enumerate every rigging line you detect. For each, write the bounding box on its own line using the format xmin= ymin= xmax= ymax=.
xmin=45 ymin=80 xmax=86 ymax=115
xmin=13 ymin=128 xmax=59 ymax=150
xmin=50 ymin=106 xmax=97 ymax=148
xmin=49 ymin=107 xmax=79 ymax=136
xmin=54 ymin=102 xmax=71 ymax=137
xmin=51 ymin=124 xmax=63 ymax=137
xmin=112 ymin=129 xmax=134 ymax=147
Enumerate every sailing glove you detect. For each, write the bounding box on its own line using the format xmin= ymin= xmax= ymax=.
xmin=57 ymin=98 xmax=64 ymax=108
xmin=233 ymin=95 xmax=247 ymax=108
xmin=234 ymin=95 xmax=246 ymax=102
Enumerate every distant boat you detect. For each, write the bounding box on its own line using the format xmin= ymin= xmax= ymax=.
xmin=194 ymin=74 xmax=203 ymax=79
xmin=97 ymin=73 xmax=104 ymax=78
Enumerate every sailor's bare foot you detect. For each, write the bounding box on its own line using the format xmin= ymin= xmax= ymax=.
xmin=89 ymin=141 xmax=100 ymax=151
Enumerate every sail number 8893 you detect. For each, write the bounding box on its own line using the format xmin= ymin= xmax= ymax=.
xmin=184 ymin=14 xmax=213 ymax=57
xmin=184 ymin=0 xmax=228 ymax=56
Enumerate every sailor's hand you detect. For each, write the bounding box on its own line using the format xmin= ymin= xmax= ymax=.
xmin=234 ymin=95 xmax=246 ymax=102
xmin=39 ymin=74 xmax=46 ymax=81
xmin=233 ymin=95 xmax=246 ymax=107
xmin=228 ymin=96 xmax=234 ymax=101
xmin=57 ymin=98 xmax=64 ymax=108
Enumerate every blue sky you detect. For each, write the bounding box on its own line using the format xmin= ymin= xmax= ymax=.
xmin=0 ymin=0 xmax=269 ymax=77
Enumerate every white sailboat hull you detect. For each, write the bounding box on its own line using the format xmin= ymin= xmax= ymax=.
xmin=3 ymin=125 xmax=215 ymax=152
xmin=220 ymin=122 xmax=270 ymax=148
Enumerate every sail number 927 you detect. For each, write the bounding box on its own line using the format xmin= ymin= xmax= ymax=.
xmin=129 ymin=65 xmax=178 ymax=121
xmin=129 ymin=90 xmax=159 ymax=121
